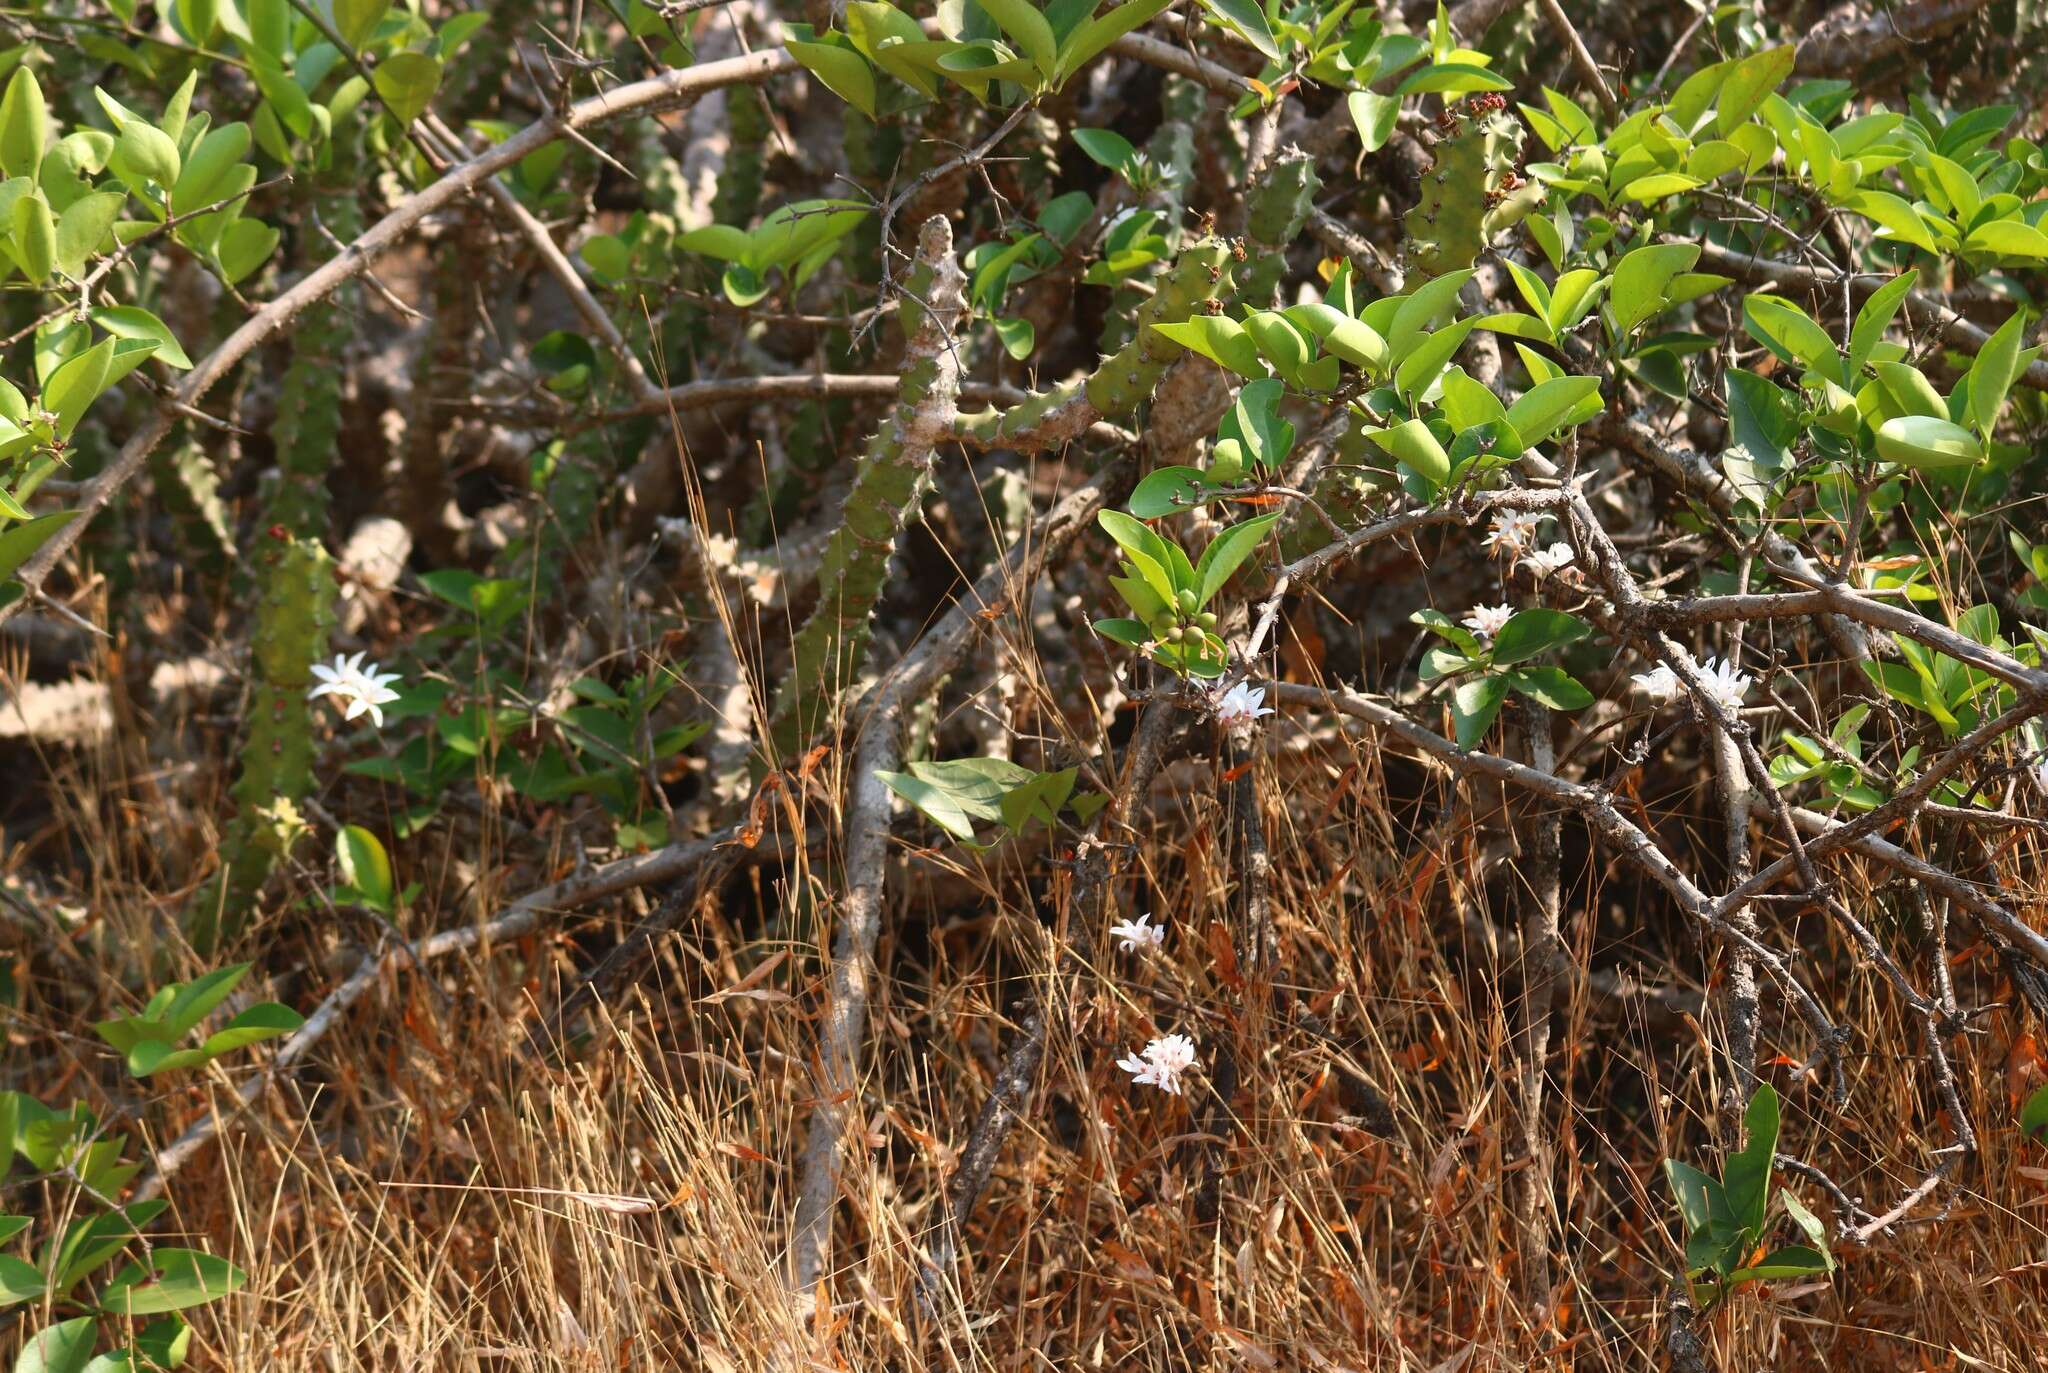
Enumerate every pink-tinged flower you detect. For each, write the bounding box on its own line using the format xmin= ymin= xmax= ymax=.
xmin=308 ymin=652 xmax=402 ymax=729
xmin=1117 ymin=1033 xmax=1198 ymax=1095
xmin=1108 ymin=913 xmax=1166 ymax=952
xmin=1461 ymin=604 xmax=1514 ymax=639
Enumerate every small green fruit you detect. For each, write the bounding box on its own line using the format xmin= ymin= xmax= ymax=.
xmin=1197 ymin=611 xmax=1218 ymax=629
xmin=1176 ymin=588 xmax=1199 ymax=614
xmin=1165 ymin=626 xmax=1185 ymax=643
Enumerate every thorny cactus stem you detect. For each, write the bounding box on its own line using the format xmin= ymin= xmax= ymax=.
xmin=1403 ymin=97 xmax=1544 ymax=281
xmin=766 ymin=215 xmax=968 ymax=757
xmin=949 ymin=237 xmax=1233 ymax=452
xmin=186 ymin=533 xmax=334 ymax=953
xmin=1240 ymin=145 xmax=1321 ymax=306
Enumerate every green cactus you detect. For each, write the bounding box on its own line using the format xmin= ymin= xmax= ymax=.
xmin=714 ymin=84 xmax=767 ymax=228
xmin=1241 ymin=145 xmax=1321 ymax=306
xmin=263 ymin=177 xmax=358 ymax=541
xmin=151 ymin=436 xmax=234 ymax=575
xmin=949 ymin=237 xmax=1232 ymax=451
xmin=1403 ymin=100 xmax=1545 ymax=282
xmin=187 ymin=534 xmax=335 ymax=952
xmin=766 ymin=216 xmax=968 ymax=756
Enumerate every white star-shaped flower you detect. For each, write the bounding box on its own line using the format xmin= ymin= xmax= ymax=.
xmin=1108 ymin=912 xmax=1166 ymax=953
xmin=1460 ymin=604 xmax=1514 ymax=640
xmin=1697 ymin=654 xmax=1754 ymax=716
xmin=1483 ymin=510 xmax=1549 ymax=554
xmin=1214 ymin=681 xmax=1274 ymax=724
xmin=307 ymin=652 xmax=402 ymax=729
xmin=1519 ymin=541 xmax=1576 ymax=579
xmin=1631 ymin=662 xmax=1681 ymax=701
xmin=1117 ymin=1033 xmax=1198 ymax=1095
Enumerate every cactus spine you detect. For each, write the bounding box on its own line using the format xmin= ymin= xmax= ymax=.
xmin=766 ymin=217 xmax=968 ymax=756
xmin=1402 ymin=98 xmax=1543 ymax=282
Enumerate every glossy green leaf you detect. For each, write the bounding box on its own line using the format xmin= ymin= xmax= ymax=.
xmin=1196 ymin=0 xmax=1280 ymax=61
xmin=373 ymin=51 xmax=442 ymax=124
xmin=1875 ymin=414 xmax=1984 ymax=470
xmin=0 ymin=68 xmax=47 ymax=180
xmin=91 ymin=306 xmax=191 ymax=370
xmin=337 ymin=825 xmax=396 ymax=910
xmin=1489 ymin=609 xmax=1589 ymax=666
xmin=1195 ymin=513 xmax=1278 ymax=606
xmin=787 ymin=41 xmax=879 ymax=118
xmin=1451 ymin=674 xmax=1508 ymax=748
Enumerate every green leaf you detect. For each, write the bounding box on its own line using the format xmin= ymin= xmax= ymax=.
xmin=13 ymin=188 xmax=54 ymax=283
xmin=1289 ymin=302 xmax=1388 ymax=373
xmin=1366 ymin=418 xmax=1451 ymax=488
xmin=1196 ymin=0 xmax=1280 ymax=62
xmin=1963 ymin=218 xmax=2048 ymax=261
xmin=1744 ymin=294 xmax=1842 ymax=385
xmin=1348 ymin=90 xmax=1400 ymax=153
xmin=1727 ymin=1246 xmax=1834 ymax=1282
xmin=1967 ymin=307 xmax=2036 ymax=439
xmin=1501 ymin=665 xmax=1593 ymax=709
xmin=170 ymin=121 xmax=251 ymax=217
xmin=1220 ymin=376 xmax=1294 ymax=472
xmin=215 ymin=218 xmax=279 ymax=284
xmin=1097 ymin=508 xmax=1182 ymax=603
xmin=91 ymin=306 xmax=191 ymax=370
xmin=1875 ymin=414 xmax=1983 ymax=471
xmin=0 ymin=68 xmax=47 ymax=180
xmin=1724 ymin=1083 xmax=1780 ymax=1237
xmin=45 ymin=339 xmax=117 ymax=439
xmin=1056 ymin=0 xmax=1173 ymax=84
xmin=1071 ymin=126 xmax=1137 ymax=171
xmin=1395 ymin=61 xmax=1511 ymax=95
xmin=1848 ymin=273 xmax=1915 ymax=376
xmin=1716 ymin=45 xmax=1796 ymax=136
xmin=1608 ymin=243 xmax=1698 ymax=338
xmin=1395 ymin=316 xmax=1479 ymax=402
xmin=1722 ymin=369 xmax=1799 ymax=508
xmin=14 ymin=1317 xmax=96 ymax=1373
xmin=1664 ymin=1159 xmax=1724 ymax=1236
xmin=1489 ymin=609 xmax=1589 ymax=666
xmin=1092 ymin=617 xmax=1150 ymax=648
xmin=52 ymin=192 xmax=123 ymax=281
xmin=1194 ymin=514 xmax=1278 ymax=607
xmin=1451 ymin=674 xmax=1508 ymax=748
xmin=0 ymin=512 xmax=78 ymax=585
xmin=197 ymin=1002 xmax=305 ymax=1057
xmin=0 ymin=1255 xmax=43 ymax=1306
xmin=1129 ymin=465 xmax=1223 ymax=518
xmin=111 ymin=119 xmax=181 ymax=187
xmin=102 ymin=1250 xmax=246 ymax=1316
xmin=1847 ymin=190 xmax=1942 ymax=254
xmin=337 ymin=825 xmax=396 ymax=911
xmin=786 ymin=41 xmax=878 ymax=118
xmin=334 ymin=0 xmax=393 ymax=49
xmin=979 ymin=0 xmax=1057 ymax=78
xmin=1780 ymin=1188 xmax=1835 ymax=1270
xmin=1503 ymin=375 xmax=1600 ymax=449
xmin=373 ymin=51 xmax=442 ymax=124
xmin=1152 ymin=317 xmax=1267 ymax=380
xmin=2021 ymin=1083 xmax=2048 ymax=1141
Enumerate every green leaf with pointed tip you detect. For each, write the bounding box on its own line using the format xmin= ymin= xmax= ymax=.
xmin=13 ymin=189 xmax=54 ymax=282
xmin=1366 ymin=418 xmax=1451 ymax=488
xmin=1847 ymin=273 xmax=1914 ymax=378
xmin=1196 ymin=0 xmax=1279 ymax=60
xmin=1744 ymin=294 xmax=1843 ymax=386
xmin=1452 ymin=674 xmax=1508 ymax=748
xmin=787 ymin=40 xmax=879 ymax=118
xmin=1608 ymin=243 xmax=1698 ymax=338
xmin=1093 ymin=617 xmax=1151 ymax=648
xmin=1967 ymin=308 xmax=2037 ymax=439
xmin=979 ymin=0 xmax=1057 ymax=77
xmin=373 ymin=51 xmax=442 ymax=124
xmin=1501 ymin=665 xmax=1593 ymax=709
xmin=91 ymin=306 xmax=191 ymax=370
xmin=102 ymin=1249 xmax=246 ymax=1316
xmin=1348 ymin=90 xmax=1399 ymax=152
xmin=1715 ymin=44 xmax=1795 ymax=136
xmin=0 ymin=69 xmax=46 ymax=180
xmin=1875 ymin=414 xmax=1983 ymax=470
xmin=1489 ymin=609 xmax=1589 ymax=666
xmin=1395 ymin=316 xmax=1479 ymax=402
xmin=1289 ymin=302 xmax=1388 ymax=373
xmin=1725 ymin=1083 xmax=1780 ymax=1236
xmin=1194 ymin=514 xmax=1278 ymax=607
xmin=1396 ymin=61 xmax=1510 ymax=95
xmin=334 ymin=0 xmax=393 ymax=48
xmin=1056 ymin=0 xmax=1172 ymax=83
xmin=1129 ymin=465 xmax=1223 ymax=518
xmin=1504 ymin=375 xmax=1601 ymax=449
xmin=338 ymin=825 xmax=396 ymax=911
xmin=1152 ymin=317 xmax=1266 ymax=380
xmin=0 ymin=512 xmax=78 ymax=585
xmin=14 ymin=1317 xmax=96 ymax=1373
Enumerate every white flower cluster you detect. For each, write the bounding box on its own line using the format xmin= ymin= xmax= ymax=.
xmin=1631 ymin=654 xmax=1754 ymax=716
xmin=1214 ymin=682 xmax=1274 ymax=724
xmin=308 ymin=653 xmax=402 ymax=729
xmin=1118 ymin=1033 xmax=1198 ymax=1095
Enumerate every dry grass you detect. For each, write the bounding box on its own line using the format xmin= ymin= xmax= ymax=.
xmin=11 ymin=561 xmax=2047 ymax=1373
